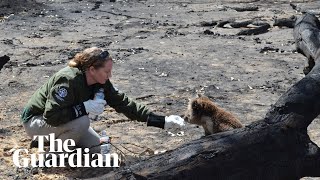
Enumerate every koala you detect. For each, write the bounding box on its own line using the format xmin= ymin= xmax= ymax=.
xmin=183 ymin=95 xmax=243 ymax=136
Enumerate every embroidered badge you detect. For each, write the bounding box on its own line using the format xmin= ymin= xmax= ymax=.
xmin=54 ymin=87 xmax=68 ymax=101
xmin=57 ymin=87 xmax=68 ymax=98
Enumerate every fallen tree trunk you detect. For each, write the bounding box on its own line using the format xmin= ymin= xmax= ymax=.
xmin=91 ymin=13 xmax=320 ymax=180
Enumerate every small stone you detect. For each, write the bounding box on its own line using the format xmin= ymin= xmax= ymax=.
xmin=168 ymin=132 xmax=175 ymax=136
xmin=204 ymin=29 xmax=215 ymax=35
xmin=159 ymin=72 xmax=168 ymax=77
xmin=177 ymin=131 xmax=184 ymax=136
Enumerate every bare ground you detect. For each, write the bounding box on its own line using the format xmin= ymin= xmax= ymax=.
xmin=1 ymin=0 xmax=320 ymax=179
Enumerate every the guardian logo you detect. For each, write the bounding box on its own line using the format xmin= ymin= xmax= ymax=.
xmin=12 ymin=133 xmax=119 ymax=168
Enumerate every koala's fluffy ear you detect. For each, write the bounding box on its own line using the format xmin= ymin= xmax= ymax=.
xmin=197 ymin=93 xmax=203 ymax=98
xmin=188 ymin=93 xmax=200 ymax=101
xmin=191 ymin=93 xmax=203 ymax=99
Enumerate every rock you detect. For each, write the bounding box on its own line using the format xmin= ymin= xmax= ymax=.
xmin=204 ymin=29 xmax=215 ymax=35
xmin=230 ymin=20 xmax=253 ymax=28
xmin=71 ymin=10 xmax=82 ymax=13
xmin=259 ymin=46 xmax=280 ymax=53
xmin=0 ymin=55 xmax=10 ymax=71
xmin=91 ymin=1 xmax=102 ymax=11
xmin=217 ymin=20 xmax=230 ymax=28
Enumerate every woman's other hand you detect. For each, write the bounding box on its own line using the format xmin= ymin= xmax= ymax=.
xmin=83 ymin=99 xmax=106 ymax=115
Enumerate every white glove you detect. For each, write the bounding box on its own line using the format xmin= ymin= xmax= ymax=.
xmin=83 ymin=99 xmax=106 ymax=116
xmin=164 ymin=115 xmax=185 ymax=129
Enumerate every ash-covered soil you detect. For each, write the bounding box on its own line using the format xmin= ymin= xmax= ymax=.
xmin=1 ymin=0 xmax=320 ymax=179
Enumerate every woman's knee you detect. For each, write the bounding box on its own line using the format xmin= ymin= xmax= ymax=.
xmin=23 ymin=122 xmax=34 ymax=138
xmin=70 ymin=115 xmax=90 ymax=132
xmin=22 ymin=115 xmax=47 ymax=138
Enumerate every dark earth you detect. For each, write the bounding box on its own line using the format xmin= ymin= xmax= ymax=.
xmin=1 ymin=0 xmax=320 ymax=179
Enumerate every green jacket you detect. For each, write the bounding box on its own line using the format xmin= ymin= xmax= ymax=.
xmin=20 ymin=66 xmax=151 ymax=126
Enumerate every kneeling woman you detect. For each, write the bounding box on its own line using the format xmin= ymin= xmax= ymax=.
xmin=21 ymin=47 xmax=184 ymax=153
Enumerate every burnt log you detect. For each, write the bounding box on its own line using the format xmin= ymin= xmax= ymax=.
xmin=237 ymin=24 xmax=270 ymax=36
xmin=231 ymin=6 xmax=259 ymax=12
xmin=274 ymin=16 xmax=296 ymax=28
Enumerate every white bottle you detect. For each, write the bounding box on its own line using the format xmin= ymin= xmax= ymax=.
xmin=95 ymin=88 xmax=105 ymax=100
xmin=100 ymin=130 xmax=110 ymax=162
xmin=89 ymin=88 xmax=105 ymax=120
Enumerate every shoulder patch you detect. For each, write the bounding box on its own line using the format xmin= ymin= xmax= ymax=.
xmin=54 ymin=86 xmax=68 ymax=101
xmin=57 ymin=87 xmax=68 ymax=98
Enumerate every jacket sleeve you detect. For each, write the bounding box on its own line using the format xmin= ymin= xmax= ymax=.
xmin=43 ymin=76 xmax=87 ymax=126
xmin=104 ymin=80 xmax=151 ymax=122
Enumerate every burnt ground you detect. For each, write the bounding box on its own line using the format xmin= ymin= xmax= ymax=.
xmin=1 ymin=0 xmax=320 ymax=179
